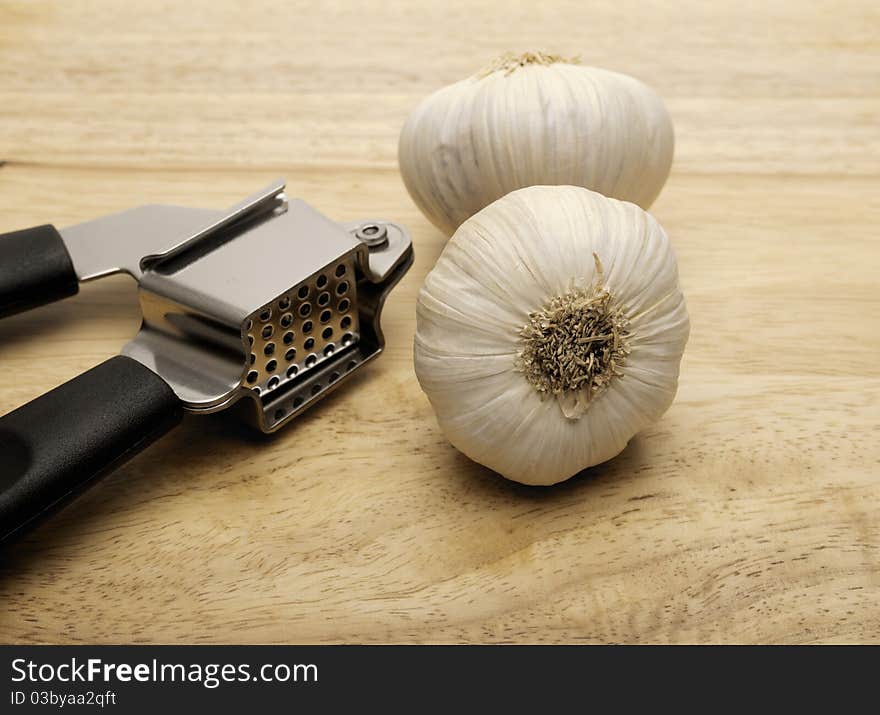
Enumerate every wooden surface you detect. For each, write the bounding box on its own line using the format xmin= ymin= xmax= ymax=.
xmin=1 ymin=0 xmax=878 ymax=644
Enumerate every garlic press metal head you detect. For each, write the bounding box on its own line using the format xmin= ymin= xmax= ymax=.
xmin=0 ymin=180 xmax=413 ymax=543
xmin=119 ymin=179 xmax=412 ymax=431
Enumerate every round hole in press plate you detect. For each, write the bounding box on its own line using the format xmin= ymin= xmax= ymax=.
xmin=283 ymin=331 xmax=295 ymax=345
xmin=248 ymin=334 xmax=255 ymax=345
xmin=336 ymin=281 xmax=348 ymax=296
xmin=311 ymin=384 xmax=322 ymax=396
xmin=249 ymin=353 xmax=256 ymax=365
xmin=268 ymin=376 xmax=280 ymax=390
xmin=339 ymin=308 xmax=351 ymax=324
xmin=304 ymin=337 xmax=315 ymax=351
xmin=261 ymin=324 xmax=274 ymax=339
xmin=266 ymin=360 xmax=277 ymax=373
xmin=292 ymin=396 xmax=304 ymax=408
xmin=323 ymin=343 xmax=335 ymax=356
xmin=316 ymin=274 xmax=328 ymax=289
xmin=264 ymin=342 xmax=275 ymax=356
xmin=246 ymin=370 xmax=258 ymax=384
xmin=280 ymin=313 xmax=293 ymax=328
xmin=305 ymin=354 xmax=317 ymax=368
xmin=252 ymin=387 xmax=262 ymax=395
xmin=317 ymin=292 xmax=331 ymax=307
xmin=285 ymin=348 xmax=296 ymax=361
xmin=335 ymin=264 xmax=346 ymax=278
xmin=302 ymin=320 xmax=313 ymax=334
xmin=342 ymin=332 xmax=354 ymax=346
xmin=259 ymin=309 xmax=272 ymax=322
xmin=278 ymin=297 xmax=290 ymax=311
xmin=320 ymin=309 xmax=332 ymax=324
xmin=298 ymin=303 xmax=312 ymax=318
xmin=322 ymin=327 xmax=333 ymax=340
xmin=287 ymin=365 xmax=299 ymax=378
xmin=274 ymin=408 xmax=285 ymax=421
xmin=246 ymin=319 xmax=253 ymax=331
xmin=297 ymin=285 xmax=309 ymax=300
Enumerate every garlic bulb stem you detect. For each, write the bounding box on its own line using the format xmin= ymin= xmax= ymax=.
xmin=476 ymin=51 xmax=581 ymax=77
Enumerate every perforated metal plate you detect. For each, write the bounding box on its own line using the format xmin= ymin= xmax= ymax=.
xmin=243 ymin=256 xmax=360 ymax=397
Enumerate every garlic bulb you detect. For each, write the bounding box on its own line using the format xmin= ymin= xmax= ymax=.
xmin=414 ymin=185 xmax=689 ymax=486
xmin=399 ymin=52 xmax=674 ymax=235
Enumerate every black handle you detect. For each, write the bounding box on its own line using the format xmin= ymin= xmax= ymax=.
xmin=0 ymin=224 xmax=79 ymax=319
xmin=0 ymin=356 xmax=183 ymax=544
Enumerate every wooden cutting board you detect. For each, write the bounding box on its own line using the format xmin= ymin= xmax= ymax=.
xmin=1 ymin=0 xmax=877 ymax=644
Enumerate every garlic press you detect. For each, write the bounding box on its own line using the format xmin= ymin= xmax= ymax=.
xmin=0 ymin=180 xmax=413 ymax=543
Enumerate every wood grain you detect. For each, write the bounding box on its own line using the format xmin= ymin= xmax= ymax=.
xmin=1 ymin=0 xmax=878 ymax=644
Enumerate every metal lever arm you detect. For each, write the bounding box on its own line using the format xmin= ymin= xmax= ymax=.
xmin=0 ymin=225 xmax=79 ymax=318
xmin=0 ymin=356 xmax=183 ymax=544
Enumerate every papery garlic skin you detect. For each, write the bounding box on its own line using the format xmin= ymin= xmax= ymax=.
xmin=399 ymin=53 xmax=674 ymax=236
xmin=414 ymin=185 xmax=689 ymax=486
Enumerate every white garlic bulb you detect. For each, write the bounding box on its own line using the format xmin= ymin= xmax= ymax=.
xmin=414 ymin=185 xmax=689 ymax=485
xmin=399 ymin=52 xmax=674 ymax=236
